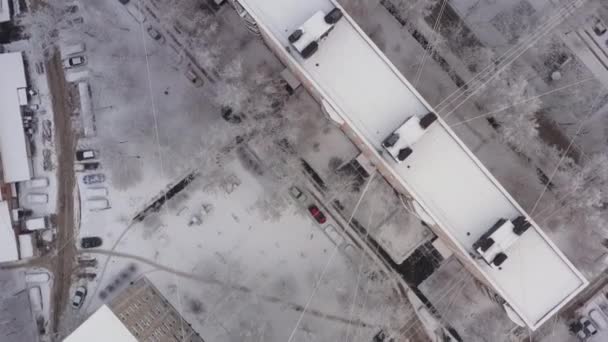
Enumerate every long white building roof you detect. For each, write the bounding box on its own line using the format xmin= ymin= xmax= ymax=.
xmin=236 ymin=0 xmax=588 ymax=330
xmin=0 ymin=52 xmax=32 ymax=183
xmin=0 ymin=201 xmax=19 ymax=263
xmin=64 ymin=305 xmax=138 ymax=342
xmin=0 ymin=0 xmax=10 ymax=23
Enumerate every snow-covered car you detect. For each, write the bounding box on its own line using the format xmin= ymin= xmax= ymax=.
xmin=146 ymin=26 xmax=165 ymax=44
xmin=126 ymin=3 xmax=146 ymax=23
xmin=289 ymin=186 xmax=307 ymax=203
xmin=83 ymin=173 xmax=105 ymax=185
xmin=324 ymin=224 xmax=344 ymax=245
xmin=184 ymin=67 xmax=203 ymax=87
xmin=63 ymin=55 xmax=86 ymax=69
xmin=593 ymin=19 xmax=607 ymax=36
xmin=26 ymin=177 xmax=49 ymax=189
xmin=76 ymin=149 xmax=96 ymax=161
xmin=27 ymin=193 xmax=49 ymax=204
xmin=288 ymin=8 xmax=343 ymax=59
xmin=308 ymin=205 xmax=326 ymax=224
xmin=74 ymin=162 xmax=100 ymax=172
xmin=81 ymin=237 xmax=102 ymax=249
xmin=87 ymin=198 xmax=110 ymax=211
xmin=589 ymin=309 xmax=608 ymax=330
xmin=71 ymin=286 xmax=87 ymax=308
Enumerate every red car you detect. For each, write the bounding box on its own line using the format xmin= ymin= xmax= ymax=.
xmin=308 ymin=205 xmax=327 ymax=224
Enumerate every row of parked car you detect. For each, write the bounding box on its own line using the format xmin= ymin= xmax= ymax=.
xmin=76 ymin=149 xmax=110 ymax=211
xmin=290 ymin=186 xmax=353 ymax=250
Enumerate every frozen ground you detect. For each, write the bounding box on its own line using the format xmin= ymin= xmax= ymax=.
xmin=79 ymin=161 xmax=412 ymax=341
xmin=0 ymin=268 xmax=50 ymax=342
xmin=49 ymin=1 xmax=423 ymax=341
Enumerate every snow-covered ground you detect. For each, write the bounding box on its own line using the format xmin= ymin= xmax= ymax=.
xmin=48 ymin=1 xmax=421 ymax=340
xmin=0 ymin=267 xmax=52 ymax=342
xmin=419 ymin=257 xmax=516 ymax=341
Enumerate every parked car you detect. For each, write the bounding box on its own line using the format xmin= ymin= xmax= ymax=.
xmin=63 ymin=55 xmax=86 ymax=69
xmin=146 ymin=26 xmax=165 ymax=43
xmin=289 ymin=186 xmax=307 ymax=203
xmin=85 ymin=187 xmax=108 ymax=198
xmin=61 ymin=42 xmax=85 ymax=58
xmin=184 ymin=67 xmax=203 ymax=87
xmin=590 ymin=309 xmax=608 ymax=330
xmin=25 ymin=217 xmax=48 ymax=231
xmin=81 ymin=236 xmax=102 ymax=249
xmin=221 ymin=106 xmax=243 ymax=124
xmin=76 ymin=149 xmax=96 ymax=161
xmin=64 ymin=4 xmax=78 ymax=13
xmin=71 ymin=286 xmax=87 ymax=308
xmin=571 ymin=317 xmax=598 ymax=340
xmin=308 ymin=205 xmax=326 ymax=224
xmin=593 ymin=19 xmax=607 ymax=36
xmin=87 ymin=198 xmax=110 ymax=211
xmin=27 ymin=193 xmax=48 ymax=204
xmin=26 ymin=177 xmax=49 ymax=189
xmin=83 ymin=173 xmax=105 ymax=185
xmin=74 ymin=162 xmax=99 ymax=172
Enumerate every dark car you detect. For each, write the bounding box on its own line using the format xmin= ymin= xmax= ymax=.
xmin=83 ymin=173 xmax=105 ymax=185
xmin=71 ymin=286 xmax=87 ymax=308
xmin=146 ymin=26 xmax=165 ymax=43
xmin=81 ymin=237 xmax=102 ymax=249
xmin=308 ymin=205 xmax=326 ymax=224
xmin=221 ymin=106 xmax=243 ymax=124
xmin=83 ymin=162 xmax=99 ymax=170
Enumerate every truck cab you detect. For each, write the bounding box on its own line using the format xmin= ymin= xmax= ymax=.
xmin=288 ymin=8 xmax=343 ymax=59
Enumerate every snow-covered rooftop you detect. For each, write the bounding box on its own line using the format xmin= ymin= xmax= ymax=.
xmin=0 ymin=0 xmax=10 ymax=23
xmin=236 ymin=0 xmax=588 ymax=330
xmin=63 ymin=305 xmax=137 ymax=342
xmin=0 ymin=201 xmax=18 ymax=263
xmin=0 ymin=52 xmax=32 ymax=183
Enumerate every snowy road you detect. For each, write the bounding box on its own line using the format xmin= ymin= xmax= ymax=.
xmin=45 ymin=51 xmax=78 ymax=337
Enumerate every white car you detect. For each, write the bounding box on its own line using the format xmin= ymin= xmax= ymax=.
xmin=63 ymin=55 xmax=86 ymax=69
xmin=27 ymin=193 xmax=48 ymax=204
xmin=71 ymin=286 xmax=87 ymax=308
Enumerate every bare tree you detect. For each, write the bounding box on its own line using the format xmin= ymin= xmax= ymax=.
xmin=19 ymin=0 xmax=69 ymax=57
xmin=388 ymin=0 xmax=440 ymax=26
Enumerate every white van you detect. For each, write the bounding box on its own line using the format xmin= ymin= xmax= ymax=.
xmin=61 ymin=42 xmax=86 ymax=58
xmin=85 ymin=187 xmax=108 ymax=198
xmin=27 ymin=193 xmax=48 ymax=204
xmin=88 ymin=198 xmax=110 ymax=211
xmin=25 ymin=217 xmax=47 ymax=231
xmin=27 ymin=177 xmax=49 ymax=189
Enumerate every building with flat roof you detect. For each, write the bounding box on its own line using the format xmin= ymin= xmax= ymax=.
xmin=109 ymin=277 xmax=205 ymax=342
xmin=232 ymin=0 xmax=588 ymax=331
xmin=64 ymin=305 xmax=138 ymax=342
xmin=0 ymin=200 xmax=18 ymax=263
xmin=0 ymin=52 xmax=32 ymax=183
xmin=0 ymin=0 xmax=10 ymax=23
